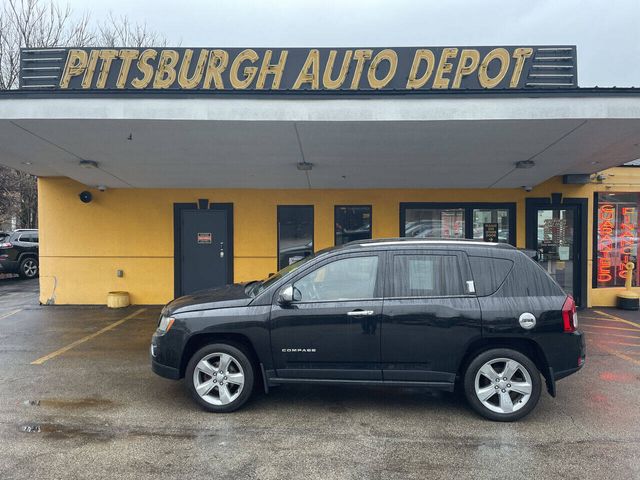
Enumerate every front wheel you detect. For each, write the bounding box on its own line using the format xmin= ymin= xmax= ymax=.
xmin=463 ymin=348 xmax=541 ymax=422
xmin=185 ymin=343 xmax=255 ymax=413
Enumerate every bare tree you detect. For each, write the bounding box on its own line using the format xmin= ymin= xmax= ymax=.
xmin=96 ymin=12 xmax=168 ymax=48
xmin=0 ymin=0 xmax=167 ymax=229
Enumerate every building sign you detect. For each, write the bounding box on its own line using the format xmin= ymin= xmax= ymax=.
xmin=596 ymin=193 xmax=639 ymax=288
xmin=197 ymin=232 xmax=212 ymax=244
xmin=20 ymin=46 xmax=577 ymax=92
xmin=483 ymin=223 xmax=499 ymax=242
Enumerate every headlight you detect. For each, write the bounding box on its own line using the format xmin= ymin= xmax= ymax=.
xmin=157 ymin=315 xmax=175 ymax=334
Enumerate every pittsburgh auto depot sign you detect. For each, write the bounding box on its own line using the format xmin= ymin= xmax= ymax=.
xmin=20 ymin=46 xmax=577 ymax=92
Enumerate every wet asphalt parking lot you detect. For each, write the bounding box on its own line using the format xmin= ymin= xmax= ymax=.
xmin=0 ymin=277 xmax=639 ymax=480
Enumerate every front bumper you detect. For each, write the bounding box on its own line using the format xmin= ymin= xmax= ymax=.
xmin=151 ymin=356 xmax=181 ymax=379
xmin=149 ymin=330 xmax=183 ymax=380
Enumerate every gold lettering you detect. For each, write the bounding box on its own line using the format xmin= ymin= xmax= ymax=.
xmin=452 ymin=49 xmax=480 ymax=88
xmin=293 ymin=49 xmax=320 ymax=89
xmin=203 ymin=49 xmax=228 ymax=89
xmin=256 ymin=50 xmax=288 ymax=89
xmin=95 ymin=49 xmax=118 ymax=89
xmin=178 ymin=49 xmax=208 ymax=89
xmin=59 ymin=49 xmax=88 ymax=88
xmin=153 ymin=49 xmax=180 ymax=88
xmin=479 ymin=48 xmax=510 ymax=88
xmin=433 ymin=48 xmax=458 ymax=89
xmin=230 ymin=49 xmax=259 ymax=89
xmin=131 ymin=49 xmax=157 ymax=89
xmin=81 ymin=49 xmax=100 ymax=89
xmin=406 ymin=49 xmax=435 ymax=89
xmin=350 ymin=49 xmax=373 ymax=89
xmin=116 ymin=49 xmax=139 ymax=88
xmin=322 ymin=50 xmax=352 ymax=89
xmin=367 ymin=49 xmax=398 ymax=89
xmin=510 ymin=47 xmax=533 ymax=88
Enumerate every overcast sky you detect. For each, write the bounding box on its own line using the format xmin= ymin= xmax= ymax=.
xmin=65 ymin=0 xmax=640 ymax=87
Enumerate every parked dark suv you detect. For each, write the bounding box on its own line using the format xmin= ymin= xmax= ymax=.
xmin=151 ymin=239 xmax=584 ymax=421
xmin=0 ymin=229 xmax=39 ymax=279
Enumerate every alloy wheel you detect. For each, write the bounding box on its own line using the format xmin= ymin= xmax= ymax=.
xmin=22 ymin=259 xmax=38 ymax=278
xmin=474 ymin=357 xmax=533 ymax=414
xmin=192 ymin=352 xmax=245 ymax=406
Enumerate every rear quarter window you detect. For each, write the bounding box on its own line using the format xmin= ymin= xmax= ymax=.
xmin=468 ymin=256 xmax=514 ymax=296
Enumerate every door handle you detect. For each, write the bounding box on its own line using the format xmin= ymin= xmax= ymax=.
xmin=347 ymin=310 xmax=374 ymax=317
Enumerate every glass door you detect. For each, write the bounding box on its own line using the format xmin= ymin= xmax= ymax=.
xmin=535 ymin=207 xmax=577 ymax=296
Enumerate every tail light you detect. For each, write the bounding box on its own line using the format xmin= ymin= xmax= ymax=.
xmin=562 ymin=295 xmax=578 ymax=332
xmin=0 ymin=242 xmax=12 ymax=248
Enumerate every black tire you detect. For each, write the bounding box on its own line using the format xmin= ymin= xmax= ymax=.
xmin=18 ymin=257 xmax=39 ymax=279
xmin=185 ymin=343 xmax=254 ymax=413
xmin=463 ymin=348 xmax=541 ymax=422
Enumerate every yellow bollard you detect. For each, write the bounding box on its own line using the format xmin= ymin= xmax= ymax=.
xmin=616 ymin=262 xmax=639 ymax=310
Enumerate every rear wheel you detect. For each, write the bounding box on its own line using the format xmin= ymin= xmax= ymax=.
xmin=464 ymin=348 xmax=541 ymax=422
xmin=185 ymin=343 xmax=254 ymax=413
xmin=18 ymin=257 xmax=38 ymax=279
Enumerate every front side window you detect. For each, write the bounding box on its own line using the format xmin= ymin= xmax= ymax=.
xmin=335 ymin=206 xmax=372 ymax=245
xmin=294 ymin=256 xmax=379 ymax=302
xmin=392 ymin=254 xmax=464 ymax=297
xmin=595 ymin=192 xmax=639 ymax=288
xmin=278 ymin=206 xmax=314 ymax=270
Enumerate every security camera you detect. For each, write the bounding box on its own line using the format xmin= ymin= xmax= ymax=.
xmin=79 ymin=191 xmax=93 ymax=203
xmin=97 ymin=185 xmax=107 ymax=192
xmin=522 ymin=186 xmax=533 ymax=192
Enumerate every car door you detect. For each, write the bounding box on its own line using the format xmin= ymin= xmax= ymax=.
xmin=270 ymin=252 xmax=384 ymax=380
xmin=381 ymin=249 xmax=481 ymax=384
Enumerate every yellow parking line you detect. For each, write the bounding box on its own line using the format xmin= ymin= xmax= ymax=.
xmin=600 ymin=341 xmax=640 ymax=347
xmin=599 ymin=344 xmax=640 ymax=367
xmin=580 ymin=329 xmax=640 ymax=340
xmin=593 ymin=310 xmax=640 ymax=330
xmin=31 ymin=308 xmax=147 ymax=365
xmin=579 ymin=324 xmax=640 ymax=333
xmin=0 ymin=309 xmax=21 ymax=321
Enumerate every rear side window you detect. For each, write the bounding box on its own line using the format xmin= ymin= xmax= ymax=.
xmin=392 ymin=254 xmax=464 ymax=297
xmin=468 ymin=256 xmax=514 ymax=296
xmin=18 ymin=234 xmax=37 ymax=243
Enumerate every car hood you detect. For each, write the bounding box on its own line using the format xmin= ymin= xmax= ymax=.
xmin=166 ymin=283 xmax=254 ymax=315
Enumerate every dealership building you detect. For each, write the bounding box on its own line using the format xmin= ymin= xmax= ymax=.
xmin=0 ymin=45 xmax=639 ymax=307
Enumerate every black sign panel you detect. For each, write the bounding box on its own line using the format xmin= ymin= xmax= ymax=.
xmin=483 ymin=223 xmax=499 ymax=242
xmin=20 ymin=46 xmax=577 ymax=92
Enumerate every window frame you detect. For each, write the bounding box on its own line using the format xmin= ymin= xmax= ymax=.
xmin=399 ymin=202 xmax=517 ymax=246
xmin=282 ymin=251 xmax=385 ymax=304
xmin=277 ymin=205 xmax=314 ymax=271
xmin=334 ymin=205 xmax=373 ymax=246
xmin=384 ymin=249 xmax=474 ymax=300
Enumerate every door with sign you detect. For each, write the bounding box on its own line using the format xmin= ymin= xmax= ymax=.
xmin=180 ymin=209 xmax=228 ymax=296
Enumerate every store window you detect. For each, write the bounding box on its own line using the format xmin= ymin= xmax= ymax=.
xmin=595 ymin=192 xmax=639 ymax=288
xmin=278 ymin=206 xmax=314 ymax=270
xmin=403 ymin=207 xmax=465 ymax=239
xmin=401 ymin=203 xmax=515 ymax=245
xmin=472 ymin=209 xmax=511 ymax=244
xmin=335 ymin=206 xmax=372 ymax=245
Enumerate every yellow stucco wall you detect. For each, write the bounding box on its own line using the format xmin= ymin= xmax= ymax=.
xmin=37 ymin=168 xmax=640 ymax=306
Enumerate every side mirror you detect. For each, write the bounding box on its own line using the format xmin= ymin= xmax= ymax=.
xmin=278 ymin=285 xmax=301 ymax=305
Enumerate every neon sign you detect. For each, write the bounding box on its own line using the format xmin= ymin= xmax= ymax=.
xmin=596 ymin=195 xmax=639 ymax=288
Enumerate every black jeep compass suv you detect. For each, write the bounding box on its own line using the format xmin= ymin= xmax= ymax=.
xmin=151 ymin=239 xmax=584 ymax=421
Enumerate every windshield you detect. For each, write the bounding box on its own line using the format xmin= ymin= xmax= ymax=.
xmin=246 ymin=254 xmax=316 ymax=297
